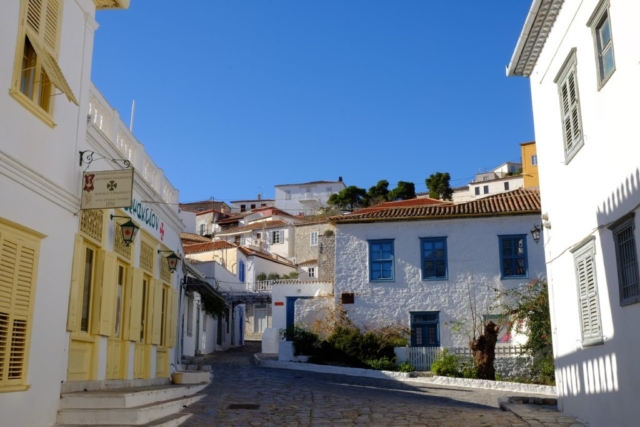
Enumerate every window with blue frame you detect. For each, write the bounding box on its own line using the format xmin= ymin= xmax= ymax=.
xmin=410 ymin=311 xmax=439 ymax=347
xmin=369 ymin=239 xmax=394 ymax=281
xmin=499 ymin=235 xmax=528 ymax=278
xmin=421 ymin=237 xmax=448 ymax=280
xmin=239 ymin=260 xmax=245 ymax=282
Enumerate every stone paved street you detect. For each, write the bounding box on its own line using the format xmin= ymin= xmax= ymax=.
xmin=180 ymin=343 xmax=580 ymax=427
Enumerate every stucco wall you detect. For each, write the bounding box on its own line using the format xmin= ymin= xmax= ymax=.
xmin=295 ymin=297 xmax=334 ymax=339
xmin=334 ymin=215 xmax=545 ymax=347
xmin=271 ymin=282 xmax=334 ymax=337
xmin=526 ymin=1 xmax=640 ymax=426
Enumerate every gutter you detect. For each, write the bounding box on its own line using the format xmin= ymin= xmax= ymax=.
xmin=506 ymin=0 xmax=544 ymax=77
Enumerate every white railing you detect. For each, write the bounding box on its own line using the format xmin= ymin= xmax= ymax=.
xmin=252 ymin=279 xmax=332 ymax=292
xmin=406 ymin=347 xmax=442 ymax=371
xmin=448 ymin=345 xmax=524 ymax=358
xmin=399 ymin=345 xmax=525 ymax=371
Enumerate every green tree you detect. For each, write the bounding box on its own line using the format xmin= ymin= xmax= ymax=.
xmin=388 ymin=181 xmax=416 ymax=201
xmin=327 ymin=185 xmax=367 ymax=211
xmin=426 ymin=172 xmax=454 ymax=201
xmin=366 ymin=180 xmax=390 ymax=206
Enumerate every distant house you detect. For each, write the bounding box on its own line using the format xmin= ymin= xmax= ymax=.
xmin=331 ymin=189 xmax=545 ymax=348
xmin=230 ymin=197 xmax=275 ymax=213
xmin=520 ymin=142 xmax=539 ymax=188
xmin=507 ymin=1 xmax=640 ymax=426
xmin=450 ymin=162 xmax=524 ymax=203
xmin=274 ymin=179 xmax=346 ymax=215
xmin=294 ymin=220 xmax=337 ymax=281
xmin=180 ymin=200 xmax=232 ymax=214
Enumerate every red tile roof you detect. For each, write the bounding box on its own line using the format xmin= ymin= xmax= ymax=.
xmin=331 ymin=188 xmax=541 ymax=224
xmin=297 ymin=259 xmax=318 ymax=266
xmin=183 ymin=240 xmax=236 ymax=254
xmin=217 ymin=219 xmax=291 ymax=235
xmin=353 ymin=197 xmax=450 ymax=215
xmin=180 ymin=232 xmax=211 ymax=243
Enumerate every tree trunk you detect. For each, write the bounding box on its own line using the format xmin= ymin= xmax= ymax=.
xmin=470 ymin=321 xmax=499 ymax=380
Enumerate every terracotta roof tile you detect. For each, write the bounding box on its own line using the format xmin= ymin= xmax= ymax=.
xmin=183 ymin=240 xmax=236 ymax=254
xmin=297 ymin=259 xmax=318 ymax=266
xmin=331 ymin=188 xmax=540 ymax=223
xmin=353 ymin=197 xmax=450 ymax=215
xmin=180 ymin=232 xmax=211 ymax=243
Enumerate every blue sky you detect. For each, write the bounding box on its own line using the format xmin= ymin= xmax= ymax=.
xmin=91 ymin=1 xmax=533 ymax=204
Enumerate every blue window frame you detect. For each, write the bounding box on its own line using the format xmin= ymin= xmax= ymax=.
xmin=239 ymin=260 xmax=245 ymax=282
xmin=369 ymin=239 xmax=394 ymax=281
xmin=499 ymin=235 xmax=528 ymax=278
xmin=410 ymin=311 xmax=439 ymax=347
xmin=421 ymin=237 xmax=448 ymax=280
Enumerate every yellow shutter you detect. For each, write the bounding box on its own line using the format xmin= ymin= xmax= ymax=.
xmin=43 ymin=0 xmax=59 ymax=52
xmin=66 ymin=234 xmax=84 ymax=332
xmin=121 ymin=267 xmax=133 ymax=341
xmin=151 ymin=280 xmax=162 ymax=345
xmin=168 ymin=289 xmax=178 ymax=347
xmin=26 ymin=0 xmax=42 ymax=35
xmin=128 ymin=268 xmax=143 ymax=342
xmin=144 ymin=277 xmax=155 ymax=345
xmin=0 ymin=227 xmax=40 ymax=386
xmin=97 ymin=252 xmax=117 ymax=337
xmin=90 ymin=249 xmax=105 ymax=336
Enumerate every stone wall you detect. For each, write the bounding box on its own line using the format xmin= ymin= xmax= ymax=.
xmin=318 ymin=231 xmax=336 ymax=282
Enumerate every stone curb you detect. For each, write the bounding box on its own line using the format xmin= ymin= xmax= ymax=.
xmin=498 ymin=397 xmax=588 ymax=427
xmin=253 ymin=354 xmax=556 ymax=395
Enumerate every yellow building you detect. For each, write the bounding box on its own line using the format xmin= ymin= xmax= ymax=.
xmin=520 ymin=141 xmax=539 ymax=188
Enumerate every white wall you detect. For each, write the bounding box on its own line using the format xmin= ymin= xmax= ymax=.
xmin=526 ymin=1 xmax=640 ymax=426
xmin=270 ymin=282 xmax=333 ymax=339
xmin=334 ymin=215 xmax=545 ymax=347
xmin=274 ymin=182 xmax=345 ymax=215
xmin=179 ymin=210 xmax=196 ymax=233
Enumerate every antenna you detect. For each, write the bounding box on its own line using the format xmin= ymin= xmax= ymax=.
xmin=129 ymin=100 xmax=136 ymax=132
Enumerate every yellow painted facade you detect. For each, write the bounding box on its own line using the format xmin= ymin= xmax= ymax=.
xmin=66 ymin=210 xmax=177 ymax=382
xmin=521 ymin=142 xmax=540 ymax=188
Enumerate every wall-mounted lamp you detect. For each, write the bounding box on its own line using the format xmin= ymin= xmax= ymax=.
xmin=110 ymin=215 xmax=139 ymax=246
xmin=530 ymin=224 xmax=541 ymax=244
xmin=158 ymin=250 xmax=180 ymax=273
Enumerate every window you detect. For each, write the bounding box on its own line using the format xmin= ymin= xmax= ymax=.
xmin=483 ymin=176 xmax=488 ymax=182
xmin=239 ymin=260 xmax=245 ymax=283
xmin=308 ymin=267 xmax=316 ymax=278
xmin=250 ymin=204 xmax=256 ymax=209
xmin=0 ymin=219 xmax=42 ymax=390
xmin=609 ymin=214 xmax=640 ymax=306
xmin=271 ymin=230 xmax=283 ymax=244
xmin=198 ymin=223 xmax=207 ymax=236
xmin=160 ymin=286 xmax=169 ymax=346
xmin=114 ymin=265 xmax=126 ymax=338
xmin=571 ymin=238 xmax=603 ymax=346
xmin=410 ymin=312 xmax=439 ymax=347
xmin=80 ymin=247 xmax=95 ymax=332
xmin=369 ymin=239 xmax=394 ymax=281
xmin=531 ymin=155 xmax=538 ymax=166
xmin=240 ymin=204 xmax=246 ymax=212
xmin=139 ymin=277 xmax=150 ymax=342
xmin=555 ymin=51 xmax=583 ymax=162
xmin=421 ymin=237 xmax=447 ymax=280
xmin=285 ymin=190 xmax=291 ymax=200
xmin=474 ymin=187 xmax=480 ymax=196
xmin=589 ymin=2 xmax=615 ymax=87
xmin=504 ymin=182 xmax=510 ymax=191
xmin=483 ymin=186 xmax=489 ymax=194
xmin=499 ymin=235 xmax=528 ymax=278
xmin=10 ymin=0 xmax=78 ymax=123
xmin=310 ymin=231 xmax=319 ymax=246
xmin=186 ymin=296 xmax=194 ymax=337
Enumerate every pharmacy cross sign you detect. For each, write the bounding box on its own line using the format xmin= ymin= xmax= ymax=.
xmin=107 ymin=181 xmax=117 ymax=191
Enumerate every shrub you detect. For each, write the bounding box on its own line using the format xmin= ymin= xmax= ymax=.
xmin=256 ymin=273 xmax=267 ymax=281
xmin=365 ymin=357 xmax=396 ymax=371
xmin=267 ymin=273 xmax=281 ymax=281
xmin=279 ymin=326 xmax=321 ymax=356
xmin=398 ymin=362 xmax=415 ymax=373
xmin=431 ymin=349 xmax=462 ymax=377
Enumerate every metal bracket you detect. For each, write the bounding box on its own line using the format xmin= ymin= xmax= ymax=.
xmin=79 ymin=150 xmax=132 ymax=169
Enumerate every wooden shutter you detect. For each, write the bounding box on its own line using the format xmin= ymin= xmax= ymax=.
xmin=0 ymin=228 xmax=40 ymax=386
xmin=144 ymin=277 xmax=155 ymax=344
xmin=575 ymin=246 xmax=602 ymax=342
xmin=121 ymin=267 xmax=134 ymax=341
xmin=66 ymin=234 xmax=84 ymax=332
xmin=168 ymin=289 xmax=178 ymax=347
xmin=560 ymin=68 xmax=581 ymax=154
xmin=151 ymin=280 xmax=162 ymax=345
xmin=128 ymin=268 xmax=143 ymax=342
xmin=97 ymin=252 xmax=117 ymax=337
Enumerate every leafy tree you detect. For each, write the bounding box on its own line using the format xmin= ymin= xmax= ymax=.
xmin=366 ymin=180 xmax=390 ymax=206
xmin=388 ymin=181 xmax=416 ymax=201
xmin=327 ymin=185 xmax=367 ymax=211
xmin=426 ymin=172 xmax=454 ymax=201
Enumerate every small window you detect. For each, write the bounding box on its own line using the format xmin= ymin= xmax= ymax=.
xmin=483 ymin=186 xmax=489 ymax=194
xmin=199 ymin=223 xmax=207 ymax=235
xmin=474 ymin=187 xmax=480 ymax=196
xmin=555 ymin=51 xmax=583 ymax=162
xmin=369 ymin=239 xmax=394 ymax=282
xmin=482 ymin=176 xmax=488 ymax=182
xmin=609 ymin=214 xmax=640 ymax=306
xmin=589 ymin=2 xmax=615 ymax=87
xmin=271 ymin=230 xmax=283 ymax=244
xmin=250 ymin=204 xmax=256 ymax=209
xmin=504 ymin=182 xmax=510 ymax=191
xmin=240 ymin=204 xmax=246 ymax=212
xmin=499 ymin=235 xmax=528 ymax=278
xmin=308 ymin=267 xmax=316 ymax=278
xmin=531 ymin=155 xmax=538 ymax=166
xmin=421 ymin=237 xmax=448 ymax=280
xmin=341 ymin=293 xmax=354 ymax=304
xmin=239 ymin=260 xmax=245 ymax=283
xmin=571 ymin=239 xmax=603 ymax=346
xmin=310 ymin=231 xmax=319 ymax=246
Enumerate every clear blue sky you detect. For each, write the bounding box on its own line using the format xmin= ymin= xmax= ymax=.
xmin=91 ymin=1 xmax=533 ymax=204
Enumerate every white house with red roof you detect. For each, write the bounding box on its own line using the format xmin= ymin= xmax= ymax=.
xmin=507 ymin=1 xmax=640 ymax=425
xmin=331 ymin=189 xmax=545 ymax=352
xmin=274 ymin=179 xmax=346 ymax=215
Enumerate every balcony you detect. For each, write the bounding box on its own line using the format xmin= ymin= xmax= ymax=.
xmin=252 ymin=279 xmax=332 ymax=292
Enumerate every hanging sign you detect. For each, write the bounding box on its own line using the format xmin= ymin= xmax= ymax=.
xmin=81 ymin=169 xmax=134 ymax=210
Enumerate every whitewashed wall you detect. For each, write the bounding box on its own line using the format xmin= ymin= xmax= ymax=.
xmin=274 ymin=182 xmax=345 ymax=215
xmin=526 ymin=1 xmax=640 ymax=426
xmin=334 ymin=215 xmax=545 ymax=347
xmin=270 ymin=282 xmax=334 ymax=340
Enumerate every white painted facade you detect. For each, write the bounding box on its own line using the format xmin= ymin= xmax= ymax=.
xmin=274 ymin=180 xmax=346 ymax=215
xmin=508 ymin=1 xmax=640 ymax=426
xmin=451 ymin=162 xmax=524 ymax=203
xmin=333 ymin=216 xmax=546 ymax=347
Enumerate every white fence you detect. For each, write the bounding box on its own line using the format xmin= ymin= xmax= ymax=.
xmin=396 ymin=345 xmax=525 ymax=371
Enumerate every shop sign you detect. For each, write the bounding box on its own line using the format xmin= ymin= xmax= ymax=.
xmin=81 ymin=169 xmax=134 ymax=209
xmin=124 ymin=198 xmax=166 ymax=241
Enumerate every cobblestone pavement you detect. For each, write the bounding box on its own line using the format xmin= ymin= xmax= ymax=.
xmin=181 ymin=342 xmax=580 ymax=427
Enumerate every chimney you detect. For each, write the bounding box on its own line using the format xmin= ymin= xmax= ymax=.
xmin=338 ymin=176 xmax=343 ymax=182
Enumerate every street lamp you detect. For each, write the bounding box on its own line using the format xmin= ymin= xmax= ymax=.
xmin=530 ymin=224 xmax=541 ymax=244
xmin=158 ymin=250 xmax=180 ymax=273
xmin=110 ymin=215 xmax=139 ymax=247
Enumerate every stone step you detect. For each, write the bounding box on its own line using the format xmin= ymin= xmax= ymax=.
xmin=56 ymin=394 xmax=204 ymax=425
xmin=60 ymin=384 xmax=208 ymax=409
xmin=55 ymin=412 xmax=192 ymax=427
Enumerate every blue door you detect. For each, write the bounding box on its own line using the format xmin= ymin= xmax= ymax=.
xmin=410 ymin=311 xmax=440 ymax=347
xmin=285 ymin=297 xmax=310 ymax=341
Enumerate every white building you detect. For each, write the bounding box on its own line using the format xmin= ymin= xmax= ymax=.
xmin=274 ymin=179 xmax=346 ymax=215
xmin=507 ymin=1 xmax=640 ymax=426
xmin=230 ymin=197 xmax=275 ymax=213
xmin=451 ymin=162 xmax=524 ymax=203
xmin=332 ymin=189 xmax=545 ymax=348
